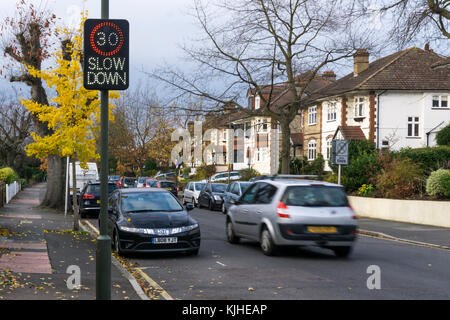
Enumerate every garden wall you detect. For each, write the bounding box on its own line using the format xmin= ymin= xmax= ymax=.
xmin=348 ymin=196 xmax=450 ymax=228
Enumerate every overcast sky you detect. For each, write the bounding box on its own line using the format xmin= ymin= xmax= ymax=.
xmin=0 ymin=0 xmax=199 ymax=94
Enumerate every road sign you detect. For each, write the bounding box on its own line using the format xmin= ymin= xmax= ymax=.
xmin=83 ymin=19 xmax=129 ymax=90
xmin=332 ymin=140 xmax=349 ymax=166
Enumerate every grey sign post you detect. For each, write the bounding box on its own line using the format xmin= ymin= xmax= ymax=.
xmin=332 ymin=140 xmax=349 ymax=185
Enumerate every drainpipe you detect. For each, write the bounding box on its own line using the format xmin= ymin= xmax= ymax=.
xmin=376 ymin=90 xmax=387 ymax=149
xmin=426 ymin=121 xmax=445 ymax=147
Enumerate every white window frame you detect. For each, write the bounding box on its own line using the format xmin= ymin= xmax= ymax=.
xmin=255 ymin=96 xmax=261 ymax=110
xmin=308 ymin=140 xmax=317 ymax=161
xmin=354 ymin=97 xmax=365 ymax=118
xmin=308 ymin=106 xmax=317 ymax=125
xmin=432 ymin=95 xmax=448 ymax=108
xmin=407 ymin=116 xmax=420 ymax=137
xmin=327 ymin=102 xmax=337 ymax=121
xmin=326 ymin=139 xmax=332 ymax=160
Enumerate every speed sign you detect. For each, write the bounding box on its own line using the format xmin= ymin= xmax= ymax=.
xmin=83 ymin=19 xmax=129 ymax=90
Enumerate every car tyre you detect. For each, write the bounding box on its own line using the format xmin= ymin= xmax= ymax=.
xmin=333 ymin=246 xmax=352 ymax=258
xmin=222 ymin=203 xmax=226 ymax=214
xmin=226 ymin=219 xmax=240 ymax=244
xmin=260 ymin=227 xmax=278 ymax=256
xmin=192 ymin=198 xmax=197 ymax=207
xmin=113 ymin=230 xmax=123 ymax=255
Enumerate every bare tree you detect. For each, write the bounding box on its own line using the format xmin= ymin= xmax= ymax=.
xmin=1 ymin=1 xmax=65 ymax=209
xmin=149 ymin=0 xmax=377 ymax=173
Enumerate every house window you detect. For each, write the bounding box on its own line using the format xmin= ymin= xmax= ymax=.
xmin=327 ymin=102 xmax=337 ymax=121
xmin=308 ymin=106 xmax=317 ymax=125
xmin=255 ymin=96 xmax=261 ymax=109
xmin=308 ymin=140 xmax=317 ymax=160
xmin=433 ymin=95 xmax=448 ymax=108
xmin=407 ymin=117 xmax=420 ymax=137
xmin=326 ymin=139 xmax=332 ymax=160
xmin=262 ymin=119 xmax=268 ymax=132
xmin=248 ymin=96 xmax=254 ymax=109
xmin=354 ymin=97 xmax=365 ymax=118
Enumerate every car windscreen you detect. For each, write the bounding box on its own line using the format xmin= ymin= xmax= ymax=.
xmin=240 ymin=183 xmax=251 ymax=193
xmin=138 ymin=177 xmax=149 ymax=183
xmin=87 ymin=184 xmax=117 ymax=194
xmin=121 ymin=192 xmax=183 ymax=212
xmin=194 ymin=183 xmax=205 ymax=191
xmin=211 ymin=184 xmax=226 ymax=193
xmin=281 ymin=186 xmax=349 ymax=207
xmin=160 ymin=182 xmax=175 ymax=188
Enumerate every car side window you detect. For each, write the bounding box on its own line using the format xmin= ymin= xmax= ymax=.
xmin=189 ymin=184 xmax=194 ymax=191
xmin=232 ymin=183 xmax=240 ymax=195
xmin=240 ymin=183 xmax=259 ymax=204
xmin=254 ymin=183 xmax=278 ymax=204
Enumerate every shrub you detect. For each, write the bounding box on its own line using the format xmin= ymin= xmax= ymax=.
xmin=393 ymin=146 xmax=450 ymax=172
xmin=436 ymin=123 xmax=450 ymax=146
xmin=290 ymin=154 xmax=325 ymax=176
xmin=376 ymin=158 xmax=424 ymax=199
xmin=194 ymin=164 xmax=216 ymax=180
xmin=358 ymin=184 xmax=374 ymax=197
xmin=426 ymin=169 xmax=450 ymax=198
xmin=239 ymin=168 xmax=260 ymax=181
xmin=0 ymin=167 xmax=20 ymax=184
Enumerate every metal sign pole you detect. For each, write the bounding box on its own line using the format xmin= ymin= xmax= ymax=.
xmin=338 ymin=164 xmax=342 ymax=185
xmin=96 ymin=0 xmax=111 ymax=300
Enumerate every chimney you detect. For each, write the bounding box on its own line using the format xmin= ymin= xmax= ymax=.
xmin=322 ymin=71 xmax=336 ymax=82
xmin=354 ymin=49 xmax=369 ymax=76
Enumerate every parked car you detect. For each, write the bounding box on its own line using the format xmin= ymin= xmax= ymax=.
xmin=182 ymin=182 xmax=206 ymax=207
xmin=145 ymin=178 xmax=158 ymax=187
xmin=79 ymin=181 xmax=118 ymax=218
xmin=136 ymin=177 xmax=151 ymax=188
xmin=150 ymin=180 xmax=178 ymax=197
xmin=155 ymin=172 xmax=176 ymax=180
xmin=108 ymin=175 xmax=120 ymax=184
xmin=198 ymin=183 xmax=227 ymax=211
xmin=120 ymin=177 xmax=137 ymax=189
xmin=106 ymin=188 xmax=200 ymax=255
xmin=210 ymin=171 xmax=241 ymax=182
xmin=222 ymin=181 xmax=252 ymax=214
xmin=226 ymin=178 xmax=358 ymax=257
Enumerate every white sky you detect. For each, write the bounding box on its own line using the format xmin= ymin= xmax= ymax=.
xmin=0 ymin=0 xmax=199 ymax=93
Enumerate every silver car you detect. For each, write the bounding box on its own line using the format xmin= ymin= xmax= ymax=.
xmin=183 ymin=182 xmax=206 ymax=207
xmin=226 ymin=178 xmax=358 ymax=257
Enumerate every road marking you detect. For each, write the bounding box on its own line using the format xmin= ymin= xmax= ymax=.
xmin=134 ymin=267 xmax=174 ymax=300
xmin=216 ymin=261 xmax=226 ymax=267
xmin=83 ymin=220 xmax=99 ymax=235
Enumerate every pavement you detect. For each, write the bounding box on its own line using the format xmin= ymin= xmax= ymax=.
xmin=0 ymin=183 xmax=140 ymax=300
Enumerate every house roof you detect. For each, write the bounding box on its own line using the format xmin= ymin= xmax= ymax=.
xmin=313 ymin=47 xmax=450 ymax=99
xmin=333 ymin=126 xmax=366 ymax=140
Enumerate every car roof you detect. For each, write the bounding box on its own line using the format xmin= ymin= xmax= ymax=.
xmin=256 ymin=179 xmax=342 ymax=188
xmin=118 ymin=188 xmax=169 ymax=194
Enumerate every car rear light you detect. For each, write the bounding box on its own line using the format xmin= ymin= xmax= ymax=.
xmin=143 ymin=184 xmax=146 ymax=187
xmin=157 ymin=183 xmax=161 ymax=188
xmin=83 ymin=194 xmax=95 ymax=200
xmin=277 ymin=201 xmax=290 ymax=218
xmin=348 ymin=206 xmax=358 ymax=219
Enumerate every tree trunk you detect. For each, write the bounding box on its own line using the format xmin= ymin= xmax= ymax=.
xmin=280 ymin=121 xmax=291 ymax=174
xmin=72 ymin=157 xmax=79 ymax=231
xmin=40 ymin=155 xmax=65 ymax=209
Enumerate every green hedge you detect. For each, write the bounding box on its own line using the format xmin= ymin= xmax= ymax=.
xmin=392 ymin=147 xmax=450 ymax=172
xmin=0 ymin=167 xmax=20 ymax=184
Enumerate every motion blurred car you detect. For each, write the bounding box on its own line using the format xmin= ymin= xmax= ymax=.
xmin=226 ymin=178 xmax=358 ymax=257
xmin=182 ymin=182 xmax=206 ymax=207
xmin=222 ymin=181 xmax=252 ymax=214
xmin=198 ymin=183 xmax=227 ymax=211
xmin=79 ymin=181 xmax=118 ymax=218
xmin=107 ymin=188 xmax=200 ymax=255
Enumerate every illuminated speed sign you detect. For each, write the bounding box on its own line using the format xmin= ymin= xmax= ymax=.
xmin=83 ymin=19 xmax=129 ymax=90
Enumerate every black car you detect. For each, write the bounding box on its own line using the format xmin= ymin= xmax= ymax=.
xmin=107 ymin=188 xmax=200 ymax=255
xmin=122 ymin=177 xmax=137 ymax=188
xmin=197 ymin=183 xmax=227 ymax=211
xmin=79 ymin=181 xmax=118 ymax=218
xmin=151 ymin=180 xmax=178 ymax=197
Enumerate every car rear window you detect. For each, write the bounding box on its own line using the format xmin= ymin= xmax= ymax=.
xmin=194 ymin=183 xmax=205 ymax=191
xmin=211 ymin=184 xmax=226 ymax=193
xmin=87 ymin=184 xmax=117 ymax=194
xmin=138 ymin=177 xmax=149 ymax=183
xmin=160 ymin=182 xmax=175 ymax=188
xmin=121 ymin=192 xmax=183 ymax=212
xmin=281 ymin=186 xmax=349 ymax=207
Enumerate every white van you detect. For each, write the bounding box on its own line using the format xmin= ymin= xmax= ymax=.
xmin=69 ymin=162 xmax=99 ymax=194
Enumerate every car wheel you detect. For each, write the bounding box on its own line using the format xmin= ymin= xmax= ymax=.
xmin=260 ymin=227 xmax=278 ymax=256
xmin=192 ymin=198 xmax=197 ymax=207
xmin=222 ymin=203 xmax=226 ymax=214
xmin=113 ymin=230 xmax=123 ymax=255
xmin=226 ymin=219 xmax=240 ymax=244
xmin=333 ymin=246 xmax=352 ymax=258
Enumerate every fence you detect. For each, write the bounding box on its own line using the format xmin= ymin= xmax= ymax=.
xmin=6 ymin=181 xmax=21 ymax=204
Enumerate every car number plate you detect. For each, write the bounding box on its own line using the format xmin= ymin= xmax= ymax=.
xmin=166 ymin=188 xmax=172 ymax=190
xmin=152 ymin=237 xmax=178 ymax=244
xmin=97 ymin=200 xmax=100 ymax=204
xmin=307 ymin=226 xmax=337 ymax=233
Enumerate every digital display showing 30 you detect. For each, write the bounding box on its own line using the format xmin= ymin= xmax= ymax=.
xmin=83 ymin=19 xmax=129 ymax=90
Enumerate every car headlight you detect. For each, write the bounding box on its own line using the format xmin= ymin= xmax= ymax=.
xmin=213 ymin=195 xmax=222 ymax=201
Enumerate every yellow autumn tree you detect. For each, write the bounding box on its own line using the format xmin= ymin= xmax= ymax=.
xmin=21 ymin=12 xmax=119 ymax=229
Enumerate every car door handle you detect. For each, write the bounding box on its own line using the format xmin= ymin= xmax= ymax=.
xmin=242 ymin=209 xmax=249 ymax=213
xmin=256 ymin=210 xmax=262 ymax=214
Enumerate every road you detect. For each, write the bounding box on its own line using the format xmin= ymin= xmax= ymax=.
xmin=85 ymin=207 xmax=450 ymax=300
